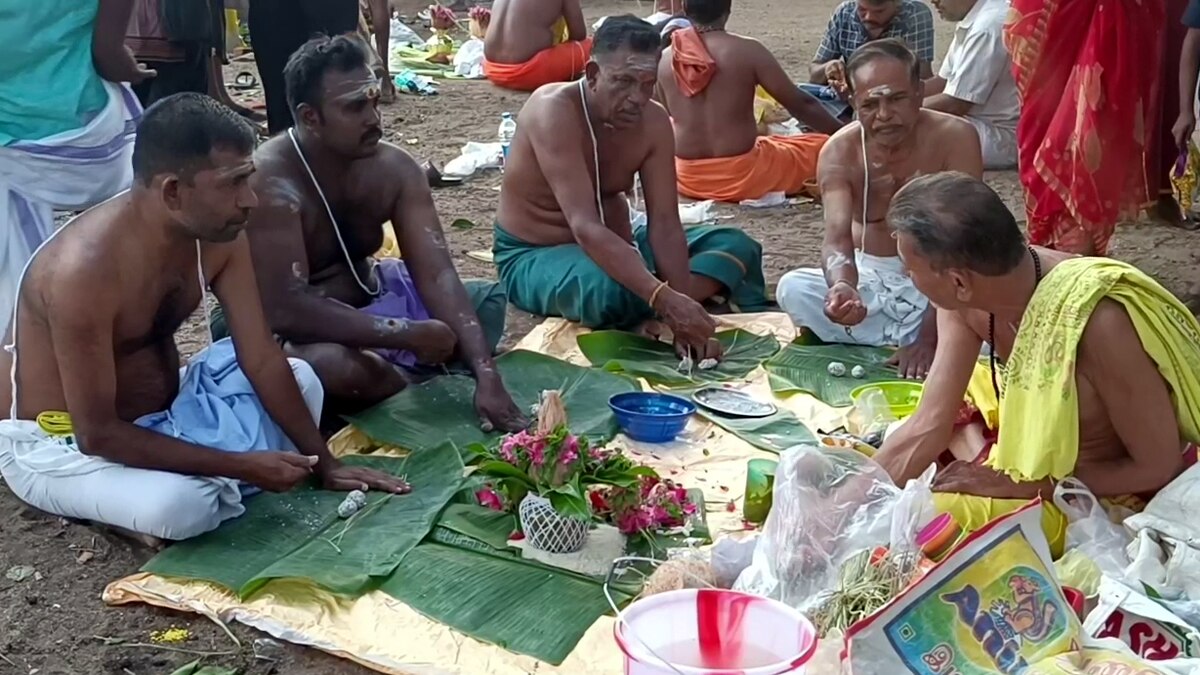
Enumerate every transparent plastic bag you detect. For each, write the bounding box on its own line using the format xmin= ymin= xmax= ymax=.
xmin=733 ymin=444 xmax=934 ymax=612
xmin=1053 ymin=478 xmax=1133 ymax=579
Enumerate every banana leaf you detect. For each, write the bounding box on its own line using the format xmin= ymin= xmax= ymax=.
xmin=380 ymin=542 xmax=628 ymax=665
xmin=141 ymin=450 xmax=463 ymax=599
xmin=577 ymin=329 xmax=779 ymax=387
xmin=346 ymin=350 xmax=638 ymax=454
xmin=695 ymin=405 xmax=817 ymax=454
xmin=763 ymin=341 xmax=897 ymax=406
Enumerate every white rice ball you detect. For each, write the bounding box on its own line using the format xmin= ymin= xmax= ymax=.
xmin=348 ymin=489 xmax=368 ymax=508
xmin=851 ymin=365 xmax=867 ymax=379
xmin=337 ymin=498 xmax=361 ymax=519
xmin=827 ymin=361 xmax=846 ymax=377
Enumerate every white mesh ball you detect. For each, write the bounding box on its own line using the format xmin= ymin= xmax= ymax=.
xmin=519 ymin=494 xmax=590 ymax=554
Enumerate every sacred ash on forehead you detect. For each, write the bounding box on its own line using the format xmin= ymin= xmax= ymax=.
xmin=866 ymin=84 xmax=894 ymax=98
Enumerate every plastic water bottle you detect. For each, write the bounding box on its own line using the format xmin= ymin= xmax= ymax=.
xmin=498 ymin=112 xmax=517 ymax=170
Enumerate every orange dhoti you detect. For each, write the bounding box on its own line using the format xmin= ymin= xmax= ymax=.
xmin=675 ymin=134 xmax=828 ymax=203
xmin=483 ymin=39 xmax=592 ymax=92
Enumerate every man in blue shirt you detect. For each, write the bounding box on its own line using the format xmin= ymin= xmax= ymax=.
xmin=801 ymin=0 xmax=935 ymax=120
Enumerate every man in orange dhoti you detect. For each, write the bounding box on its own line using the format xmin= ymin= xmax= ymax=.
xmin=484 ymin=0 xmax=591 ymax=91
xmin=655 ymin=0 xmax=843 ymax=203
xmin=1005 ymin=0 xmax=1165 ymax=255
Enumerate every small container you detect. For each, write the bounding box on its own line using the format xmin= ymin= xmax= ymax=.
xmin=608 ymin=392 xmax=696 ymax=443
xmin=916 ymin=513 xmax=962 ymax=562
xmin=744 ymin=459 xmax=778 ymax=524
xmin=498 ymin=112 xmax=517 ymax=169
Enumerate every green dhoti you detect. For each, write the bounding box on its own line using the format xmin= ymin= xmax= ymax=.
xmin=492 ymin=223 xmax=769 ymax=329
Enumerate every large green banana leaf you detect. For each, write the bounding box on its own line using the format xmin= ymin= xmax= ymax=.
xmin=763 ymin=341 xmax=897 ymax=406
xmin=346 ymin=350 xmax=638 ymax=453
xmin=577 ymin=329 xmax=779 ymax=388
xmin=141 ymin=451 xmax=463 ymax=599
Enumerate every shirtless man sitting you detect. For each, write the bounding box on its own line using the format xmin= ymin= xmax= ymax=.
xmin=0 ymin=94 xmax=407 ymax=543
xmin=492 ymin=16 xmax=771 ymax=358
xmin=775 ymin=39 xmax=982 ymax=378
xmin=876 ymin=172 xmax=1200 ymax=552
xmin=656 ymin=0 xmax=843 ymax=203
xmin=484 ymin=0 xmax=591 ymax=92
xmin=239 ymin=36 xmax=525 ymax=431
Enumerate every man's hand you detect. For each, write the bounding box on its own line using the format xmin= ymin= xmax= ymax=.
xmin=656 ymin=290 xmax=719 ymax=360
xmin=889 ymin=332 xmax=937 ymax=380
xmin=824 ymin=61 xmax=849 ymax=98
xmin=824 ymin=281 xmax=867 ymax=326
xmin=238 ymin=452 xmax=318 ymax=492
xmin=1174 ymin=111 xmax=1195 ymax=154
xmin=474 ymin=374 xmax=528 ymax=432
xmin=321 ymin=461 xmax=413 ymax=493
xmin=932 ymin=460 xmax=1051 ymax=500
xmin=398 ymin=319 xmax=458 ymax=364
xmin=96 ymin=46 xmax=157 ymax=85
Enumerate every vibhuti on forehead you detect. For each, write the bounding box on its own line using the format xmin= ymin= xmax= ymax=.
xmin=322 ymin=73 xmax=381 ymax=104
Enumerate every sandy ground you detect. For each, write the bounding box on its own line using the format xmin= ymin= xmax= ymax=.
xmin=2 ymin=0 xmax=1199 ymax=673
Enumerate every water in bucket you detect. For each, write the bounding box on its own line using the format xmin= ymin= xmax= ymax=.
xmin=615 ymin=589 xmax=817 ymax=675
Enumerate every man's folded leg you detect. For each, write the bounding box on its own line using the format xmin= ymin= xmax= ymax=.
xmin=0 ymin=344 xmax=325 ymax=540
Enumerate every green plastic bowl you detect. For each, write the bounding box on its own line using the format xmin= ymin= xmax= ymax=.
xmin=850 ymin=381 xmax=924 ymax=418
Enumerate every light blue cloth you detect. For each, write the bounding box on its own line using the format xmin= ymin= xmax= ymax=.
xmin=134 ymin=338 xmax=300 ymax=462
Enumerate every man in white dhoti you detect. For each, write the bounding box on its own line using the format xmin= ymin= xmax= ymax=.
xmin=0 ymin=0 xmax=159 ymax=334
xmin=0 ymin=94 xmax=409 ymax=544
xmin=774 ymin=40 xmax=983 ymax=378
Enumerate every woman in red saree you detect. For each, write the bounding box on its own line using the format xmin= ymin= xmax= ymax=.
xmin=1005 ymin=0 xmax=1166 ymax=255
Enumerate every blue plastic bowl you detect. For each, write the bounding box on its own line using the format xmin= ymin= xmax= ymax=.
xmin=608 ymin=392 xmax=696 ymax=443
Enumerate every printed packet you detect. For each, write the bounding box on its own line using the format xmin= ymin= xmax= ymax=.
xmin=845 ymin=500 xmax=1082 ymax=674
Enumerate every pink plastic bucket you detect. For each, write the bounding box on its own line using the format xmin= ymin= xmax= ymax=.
xmin=614 ymin=589 xmax=818 ymax=675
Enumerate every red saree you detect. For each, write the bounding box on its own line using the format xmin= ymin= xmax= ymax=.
xmin=1005 ymin=0 xmax=1165 ymax=255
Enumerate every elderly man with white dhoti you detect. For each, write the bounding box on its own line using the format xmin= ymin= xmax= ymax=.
xmin=0 ymin=0 xmax=152 ymax=332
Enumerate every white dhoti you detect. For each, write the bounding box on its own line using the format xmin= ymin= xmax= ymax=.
xmin=0 ymin=343 xmax=324 ymax=541
xmin=0 ymin=82 xmax=140 ymax=333
xmin=963 ymin=115 xmax=1018 ymax=171
xmin=775 ymin=251 xmax=929 ymax=347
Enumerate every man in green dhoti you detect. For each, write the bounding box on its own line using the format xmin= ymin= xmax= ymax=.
xmin=492 ymin=16 xmax=769 ymax=360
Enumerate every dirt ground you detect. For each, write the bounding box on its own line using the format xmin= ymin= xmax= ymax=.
xmin=2 ymin=0 xmax=1199 ymax=673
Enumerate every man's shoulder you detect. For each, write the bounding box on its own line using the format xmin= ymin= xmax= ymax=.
xmin=1079 ymin=298 xmax=1144 ymax=366
xmin=824 ymin=121 xmax=864 ymax=153
xmin=523 ymin=83 xmax=581 ymax=125
xmin=900 ymin=0 xmax=935 ymax=22
xmin=830 ymin=0 xmax=857 ymax=18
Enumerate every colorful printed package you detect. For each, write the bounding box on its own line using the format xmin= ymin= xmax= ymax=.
xmin=1027 ymin=639 xmax=1178 ymax=674
xmin=845 ymin=500 xmax=1083 ymax=674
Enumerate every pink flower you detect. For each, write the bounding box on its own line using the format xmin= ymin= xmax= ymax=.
xmin=588 ymin=446 xmax=607 ymax=461
xmin=559 ymin=436 xmax=579 ymax=466
xmin=527 ymin=439 xmax=546 ymax=467
xmin=476 ymin=487 xmax=504 ymax=511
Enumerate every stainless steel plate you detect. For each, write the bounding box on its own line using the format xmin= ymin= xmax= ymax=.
xmin=692 ymin=387 xmax=777 ymax=418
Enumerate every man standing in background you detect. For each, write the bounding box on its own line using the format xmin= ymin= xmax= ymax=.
xmin=0 ymin=0 xmax=147 ymax=332
xmin=248 ymin=0 xmax=361 ymax=134
xmin=126 ymin=0 xmax=222 ymax=107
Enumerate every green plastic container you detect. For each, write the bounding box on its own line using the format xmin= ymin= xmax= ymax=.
xmin=743 ymin=459 xmax=778 ymax=524
xmin=850 ymin=380 xmax=924 ymax=418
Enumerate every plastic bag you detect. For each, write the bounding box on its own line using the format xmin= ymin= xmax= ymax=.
xmin=710 ymin=536 xmax=757 ymax=588
xmin=1086 ymin=576 xmax=1200 ymax=661
xmin=443 ymin=141 xmax=502 ymax=178
xmin=733 ymin=444 xmax=933 ymax=612
xmin=453 ymin=37 xmax=485 ymax=79
xmin=1053 ymin=478 xmax=1133 ymax=580
xmin=1027 ymin=637 xmax=1187 ymax=674
xmin=846 ymin=501 xmax=1080 ymax=673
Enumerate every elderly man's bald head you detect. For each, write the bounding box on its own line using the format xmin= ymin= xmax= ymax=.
xmin=888 ymin=172 xmax=1027 ymax=276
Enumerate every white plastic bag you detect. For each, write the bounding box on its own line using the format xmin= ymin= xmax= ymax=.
xmin=443 ymin=141 xmax=502 ymax=178
xmin=453 ymin=37 xmax=485 ymax=79
xmin=1085 ymin=575 xmax=1200 ymax=662
xmin=1053 ymin=478 xmax=1134 ymax=579
xmin=733 ymin=444 xmax=933 ymax=612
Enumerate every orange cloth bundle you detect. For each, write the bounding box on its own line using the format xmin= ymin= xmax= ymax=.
xmin=484 ymin=39 xmax=592 ymax=92
xmin=670 ymin=27 xmax=716 ymax=97
xmin=676 ymin=134 xmax=828 ymax=202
